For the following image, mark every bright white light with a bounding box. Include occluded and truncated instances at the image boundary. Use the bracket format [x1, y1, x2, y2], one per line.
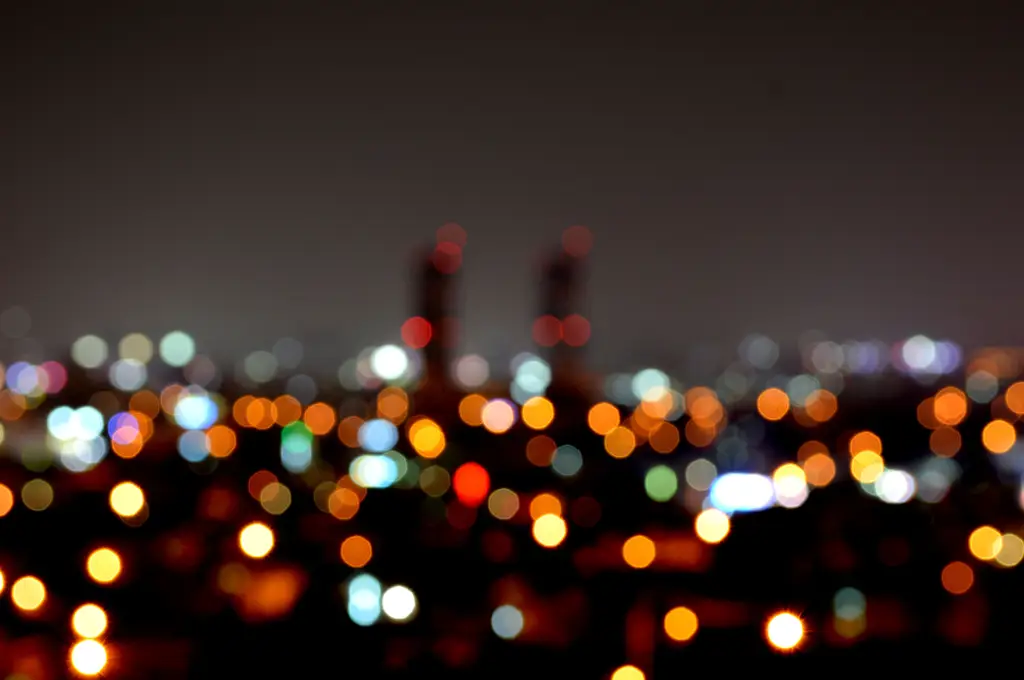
[109, 359, 147, 391]
[491, 604, 524, 639]
[174, 394, 218, 430]
[709, 473, 775, 513]
[631, 368, 670, 402]
[70, 639, 108, 675]
[370, 345, 409, 381]
[159, 331, 196, 367]
[350, 454, 399, 489]
[875, 469, 915, 504]
[901, 335, 936, 372]
[47, 406, 77, 441]
[512, 356, 551, 397]
[73, 407, 105, 440]
[381, 585, 418, 621]
[772, 465, 809, 509]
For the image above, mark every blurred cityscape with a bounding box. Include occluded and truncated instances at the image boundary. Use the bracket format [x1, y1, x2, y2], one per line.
[2, 224, 1024, 677]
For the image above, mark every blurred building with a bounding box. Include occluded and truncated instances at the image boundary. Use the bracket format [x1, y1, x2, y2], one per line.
[412, 242, 462, 418]
[535, 246, 593, 408]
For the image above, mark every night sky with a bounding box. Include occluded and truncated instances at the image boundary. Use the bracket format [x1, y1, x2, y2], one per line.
[2, 2, 1022, 374]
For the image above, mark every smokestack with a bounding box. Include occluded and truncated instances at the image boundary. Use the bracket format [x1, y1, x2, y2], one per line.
[534, 226, 593, 394]
[412, 224, 466, 391]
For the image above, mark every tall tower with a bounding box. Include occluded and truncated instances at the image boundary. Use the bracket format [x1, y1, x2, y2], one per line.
[415, 243, 460, 390]
[534, 226, 593, 399]
[409, 223, 466, 399]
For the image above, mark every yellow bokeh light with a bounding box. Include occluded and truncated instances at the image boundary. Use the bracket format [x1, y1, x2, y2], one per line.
[773, 463, 806, 488]
[756, 388, 790, 421]
[0, 568, 5, 595]
[72, 603, 108, 639]
[481, 399, 517, 434]
[86, 548, 122, 584]
[766, 611, 804, 651]
[995, 533, 1024, 568]
[604, 426, 636, 459]
[239, 522, 275, 559]
[587, 402, 621, 435]
[622, 535, 657, 569]
[664, 606, 699, 642]
[982, 419, 1016, 454]
[850, 450, 884, 483]
[968, 525, 1003, 561]
[610, 665, 645, 680]
[532, 513, 567, 548]
[70, 639, 108, 676]
[694, 508, 730, 544]
[521, 396, 555, 430]
[409, 418, 446, 459]
[109, 482, 145, 518]
[12, 575, 46, 611]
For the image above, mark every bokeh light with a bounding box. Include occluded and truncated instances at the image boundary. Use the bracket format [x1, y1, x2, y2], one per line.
[664, 606, 699, 642]
[12, 575, 46, 611]
[239, 522, 275, 558]
[109, 482, 145, 518]
[72, 603, 109, 638]
[694, 509, 730, 544]
[765, 611, 804, 651]
[622, 535, 656, 569]
[86, 548, 122, 584]
[69, 639, 108, 676]
[532, 513, 567, 548]
[610, 666, 645, 680]
[968, 525, 1003, 560]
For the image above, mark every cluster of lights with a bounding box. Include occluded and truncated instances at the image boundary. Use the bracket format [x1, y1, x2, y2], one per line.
[6, 294, 1024, 674]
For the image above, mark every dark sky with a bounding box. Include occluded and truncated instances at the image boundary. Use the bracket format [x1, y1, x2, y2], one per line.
[2, 2, 1022, 373]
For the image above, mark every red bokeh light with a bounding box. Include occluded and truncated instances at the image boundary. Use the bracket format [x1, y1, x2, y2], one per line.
[432, 242, 463, 274]
[436, 222, 468, 248]
[453, 462, 490, 507]
[561, 225, 593, 258]
[532, 315, 563, 347]
[562, 314, 591, 347]
[401, 317, 433, 349]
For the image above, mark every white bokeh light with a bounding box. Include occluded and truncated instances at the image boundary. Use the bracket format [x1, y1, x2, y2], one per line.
[381, 585, 418, 622]
[370, 345, 409, 381]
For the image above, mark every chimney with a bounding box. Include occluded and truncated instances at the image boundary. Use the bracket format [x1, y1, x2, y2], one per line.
[413, 224, 466, 391]
[534, 226, 593, 394]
